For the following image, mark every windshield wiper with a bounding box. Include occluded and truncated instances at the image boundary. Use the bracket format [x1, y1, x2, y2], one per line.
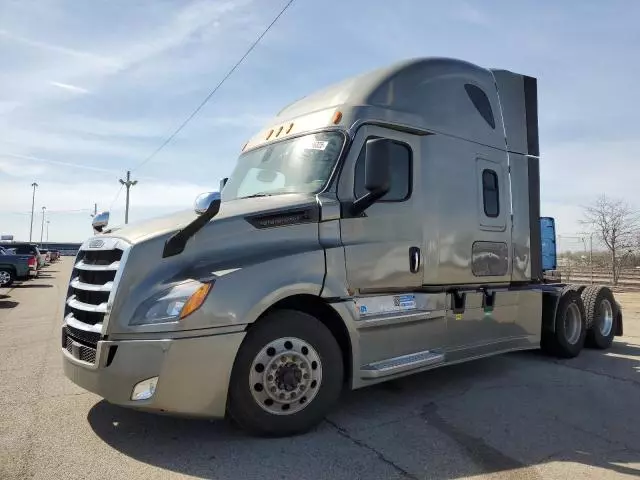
[241, 192, 276, 199]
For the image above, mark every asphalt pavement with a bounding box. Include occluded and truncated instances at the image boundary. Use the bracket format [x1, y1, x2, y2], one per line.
[1, 258, 639, 480]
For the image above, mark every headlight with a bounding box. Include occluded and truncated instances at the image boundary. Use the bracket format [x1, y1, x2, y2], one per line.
[131, 280, 213, 326]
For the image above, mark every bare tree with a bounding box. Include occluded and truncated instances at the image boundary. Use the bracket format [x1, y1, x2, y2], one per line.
[581, 195, 639, 285]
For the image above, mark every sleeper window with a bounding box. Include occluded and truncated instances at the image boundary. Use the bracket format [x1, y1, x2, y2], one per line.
[482, 169, 500, 217]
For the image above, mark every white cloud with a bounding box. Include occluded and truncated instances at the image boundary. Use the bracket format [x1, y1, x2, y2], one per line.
[0, 158, 48, 177]
[453, 2, 492, 26]
[1, 153, 120, 175]
[0, 177, 209, 214]
[0, 28, 121, 69]
[116, 0, 251, 70]
[49, 81, 89, 94]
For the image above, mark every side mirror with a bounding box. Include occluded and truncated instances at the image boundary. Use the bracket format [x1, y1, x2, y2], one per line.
[194, 191, 221, 215]
[219, 177, 228, 192]
[351, 138, 392, 215]
[92, 211, 109, 233]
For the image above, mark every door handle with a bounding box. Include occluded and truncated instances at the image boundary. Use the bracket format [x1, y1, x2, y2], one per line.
[409, 246, 420, 273]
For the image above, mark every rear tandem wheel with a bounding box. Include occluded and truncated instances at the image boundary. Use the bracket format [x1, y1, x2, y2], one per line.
[581, 285, 617, 350]
[542, 287, 587, 359]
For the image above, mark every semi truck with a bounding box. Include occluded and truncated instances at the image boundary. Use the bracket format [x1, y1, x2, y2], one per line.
[62, 57, 623, 437]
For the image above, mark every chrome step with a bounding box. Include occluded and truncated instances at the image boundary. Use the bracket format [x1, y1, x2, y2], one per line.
[360, 350, 445, 379]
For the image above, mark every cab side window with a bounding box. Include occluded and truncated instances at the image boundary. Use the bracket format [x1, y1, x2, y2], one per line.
[354, 139, 412, 201]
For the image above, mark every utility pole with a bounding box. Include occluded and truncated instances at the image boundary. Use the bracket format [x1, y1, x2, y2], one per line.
[29, 182, 38, 242]
[40, 206, 46, 246]
[119, 170, 137, 224]
[46, 220, 50, 242]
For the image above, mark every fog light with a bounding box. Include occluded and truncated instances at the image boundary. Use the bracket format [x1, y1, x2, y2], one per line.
[131, 377, 158, 401]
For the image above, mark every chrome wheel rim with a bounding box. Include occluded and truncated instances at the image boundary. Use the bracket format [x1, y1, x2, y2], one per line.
[249, 337, 322, 415]
[599, 299, 614, 337]
[564, 303, 582, 345]
[0, 271, 10, 286]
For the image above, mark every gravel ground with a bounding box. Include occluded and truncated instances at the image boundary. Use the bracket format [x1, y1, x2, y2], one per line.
[1, 258, 639, 480]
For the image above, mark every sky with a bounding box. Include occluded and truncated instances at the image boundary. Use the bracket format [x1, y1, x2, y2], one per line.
[0, 0, 639, 247]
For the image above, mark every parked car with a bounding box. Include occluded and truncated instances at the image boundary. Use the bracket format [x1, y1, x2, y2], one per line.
[39, 249, 51, 265]
[0, 247, 38, 287]
[0, 242, 44, 269]
[49, 250, 60, 262]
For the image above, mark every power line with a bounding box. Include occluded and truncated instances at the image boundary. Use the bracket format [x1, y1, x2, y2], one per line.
[4, 208, 92, 215]
[132, 0, 296, 173]
[109, 184, 124, 210]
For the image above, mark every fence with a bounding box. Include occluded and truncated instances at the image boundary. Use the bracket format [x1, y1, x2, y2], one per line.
[558, 266, 640, 291]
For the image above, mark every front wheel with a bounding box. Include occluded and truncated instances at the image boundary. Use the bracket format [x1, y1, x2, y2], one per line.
[227, 309, 344, 437]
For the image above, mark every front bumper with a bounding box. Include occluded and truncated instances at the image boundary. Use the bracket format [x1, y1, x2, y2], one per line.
[62, 331, 245, 418]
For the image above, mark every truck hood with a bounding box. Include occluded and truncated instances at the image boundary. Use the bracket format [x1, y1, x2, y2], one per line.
[106, 193, 317, 245]
[99, 192, 325, 333]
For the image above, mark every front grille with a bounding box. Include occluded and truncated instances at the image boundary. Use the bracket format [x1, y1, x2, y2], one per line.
[69, 309, 104, 326]
[77, 269, 115, 285]
[64, 325, 100, 348]
[64, 239, 127, 339]
[63, 331, 97, 364]
[74, 289, 110, 305]
[77, 249, 123, 266]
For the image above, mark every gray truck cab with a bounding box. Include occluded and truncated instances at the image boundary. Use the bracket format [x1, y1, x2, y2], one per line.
[62, 57, 622, 436]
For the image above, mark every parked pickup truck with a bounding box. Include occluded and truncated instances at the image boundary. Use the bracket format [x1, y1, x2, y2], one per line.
[0, 242, 44, 270]
[0, 246, 38, 287]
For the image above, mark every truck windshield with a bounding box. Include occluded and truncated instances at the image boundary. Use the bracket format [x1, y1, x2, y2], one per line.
[222, 131, 345, 201]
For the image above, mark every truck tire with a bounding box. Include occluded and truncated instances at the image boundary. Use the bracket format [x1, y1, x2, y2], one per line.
[566, 284, 586, 295]
[227, 309, 344, 437]
[581, 286, 616, 349]
[0, 268, 15, 287]
[544, 288, 586, 358]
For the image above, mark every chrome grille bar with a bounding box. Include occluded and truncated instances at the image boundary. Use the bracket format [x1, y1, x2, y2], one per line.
[65, 313, 103, 333]
[74, 260, 120, 271]
[70, 277, 114, 292]
[67, 296, 108, 313]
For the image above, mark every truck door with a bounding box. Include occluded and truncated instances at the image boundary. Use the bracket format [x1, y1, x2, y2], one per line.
[337, 126, 448, 370]
[337, 125, 423, 294]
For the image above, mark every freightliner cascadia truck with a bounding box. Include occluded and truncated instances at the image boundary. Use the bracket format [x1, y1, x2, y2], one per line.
[62, 57, 624, 437]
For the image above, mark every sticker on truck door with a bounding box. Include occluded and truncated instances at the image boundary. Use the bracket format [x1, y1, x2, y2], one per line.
[355, 294, 417, 318]
[393, 294, 416, 310]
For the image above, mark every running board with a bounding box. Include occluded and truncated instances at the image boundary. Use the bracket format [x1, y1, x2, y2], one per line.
[359, 350, 445, 379]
